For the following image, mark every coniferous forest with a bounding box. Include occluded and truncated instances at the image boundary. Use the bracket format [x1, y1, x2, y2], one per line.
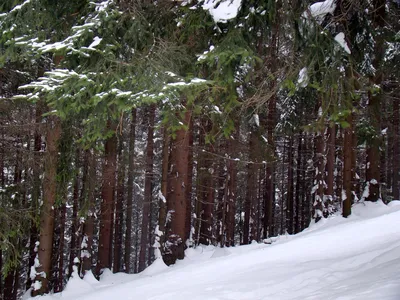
[0, 0, 399, 298]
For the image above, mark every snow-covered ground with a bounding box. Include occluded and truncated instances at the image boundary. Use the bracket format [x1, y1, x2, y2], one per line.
[27, 201, 400, 300]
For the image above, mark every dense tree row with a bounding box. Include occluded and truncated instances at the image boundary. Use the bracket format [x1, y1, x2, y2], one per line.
[0, 0, 399, 298]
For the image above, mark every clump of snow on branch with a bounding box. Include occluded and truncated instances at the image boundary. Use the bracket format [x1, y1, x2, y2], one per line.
[201, 0, 242, 23]
[334, 32, 351, 54]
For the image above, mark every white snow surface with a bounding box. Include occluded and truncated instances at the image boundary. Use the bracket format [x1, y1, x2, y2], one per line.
[29, 201, 400, 300]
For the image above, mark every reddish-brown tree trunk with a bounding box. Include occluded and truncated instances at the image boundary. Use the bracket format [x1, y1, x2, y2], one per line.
[96, 121, 117, 275]
[163, 108, 191, 265]
[32, 116, 61, 296]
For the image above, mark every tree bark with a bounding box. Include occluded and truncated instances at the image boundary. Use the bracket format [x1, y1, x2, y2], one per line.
[32, 116, 61, 296]
[325, 125, 335, 216]
[81, 150, 96, 275]
[124, 109, 136, 273]
[163, 108, 191, 265]
[139, 105, 155, 272]
[286, 135, 294, 234]
[96, 121, 117, 275]
[113, 132, 125, 273]
[343, 115, 353, 217]
[393, 97, 399, 199]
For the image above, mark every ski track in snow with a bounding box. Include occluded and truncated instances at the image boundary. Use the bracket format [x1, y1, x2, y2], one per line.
[28, 201, 400, 300]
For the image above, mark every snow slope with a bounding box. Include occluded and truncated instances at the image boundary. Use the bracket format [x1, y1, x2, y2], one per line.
[28, 201, 400, 300]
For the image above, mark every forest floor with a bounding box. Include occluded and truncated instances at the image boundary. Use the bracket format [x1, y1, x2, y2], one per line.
[26, 201, 400, 300]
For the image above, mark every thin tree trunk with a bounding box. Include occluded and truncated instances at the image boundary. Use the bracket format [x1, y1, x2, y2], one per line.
[343, 115, 353, 217]
[294, 133, 303, 234]
[124, 109, 136, 273]
[139, 105, 155, 272]
[81, 150, 96, 275]
[68, 149, 80, 277]
[393, 97, 399, 199]
[113, 133, 125, 273]
[156, 127, 170, 258]
[27, 102, 43, 290]
[325, 126, 335, 216]
[286, 135, 294, 234]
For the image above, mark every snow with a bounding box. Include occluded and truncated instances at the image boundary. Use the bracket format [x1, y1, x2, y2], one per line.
[306, 0, 336, 19]
[88, 36, 102, 49]
[297, 67, 308, 88]
[27, 201, 400, 299]
[334, 32, 351, 54]
[202, 0, 242, 23]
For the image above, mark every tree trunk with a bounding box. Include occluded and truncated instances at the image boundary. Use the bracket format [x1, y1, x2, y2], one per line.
[124, 109, 136, 273]
[163, 108, 191, 265]
[113, 133, 125, 273]
[68, 149, 80, 277]
[393, 97, 399, 199]
[27, 102, 43, 290]
[32, 116, 61, 296]
[325, 125, 335, 216]
[294, 133, 303, 234]
[81, 150, 96, 275]
[286, 135, 294, 234]
[96, 121, 117, 275]
[139, 105, 155, 272]
[225, 130, 238, 246]
[343, 115, 353, 217]
[155, 126, 170, 258]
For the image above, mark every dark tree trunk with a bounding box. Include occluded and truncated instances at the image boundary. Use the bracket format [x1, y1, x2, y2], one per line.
[27, 102, 43, 290]
[365, 0, 385, 202]
[225, 131, 238, 246]
[294, 133, 303, 234]
[185, 116, 194, 244]
[393, 98, 399, 199]
[198, 120, 215, 246]
[113, 133, 125, 273]
[343, 115, 353, 217]
[156, 127, 170, 258]
[81, 150, 96, 275]
[68, 149, 80, 277]
[139, 105, 155, 272]
[96, 121, 117, 275]
[325, 125, 335, 216]
[286, 135, 294, 234]
[313, 124, 325, 223]
[125, 109, 136, 273]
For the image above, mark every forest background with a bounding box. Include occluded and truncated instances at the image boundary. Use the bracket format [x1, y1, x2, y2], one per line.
[0, 0, 399, 299]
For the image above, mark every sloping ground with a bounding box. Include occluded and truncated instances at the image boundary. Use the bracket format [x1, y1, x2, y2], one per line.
[28, 201, 400, 300]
